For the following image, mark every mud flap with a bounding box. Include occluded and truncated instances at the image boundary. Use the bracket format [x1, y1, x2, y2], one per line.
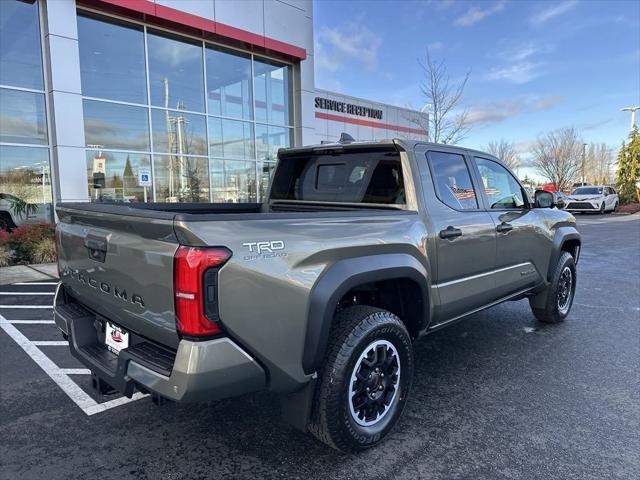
[280, 377, 317, 432]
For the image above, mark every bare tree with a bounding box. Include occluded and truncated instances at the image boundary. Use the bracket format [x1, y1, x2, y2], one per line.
[531, 127, 583, 191]
[411, 50, 471, 144]
[584, 143, 613, 184]
[485, 140, 520, 170]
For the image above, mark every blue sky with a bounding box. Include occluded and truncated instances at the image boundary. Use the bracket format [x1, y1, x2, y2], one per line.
[313, 0, 640, 176]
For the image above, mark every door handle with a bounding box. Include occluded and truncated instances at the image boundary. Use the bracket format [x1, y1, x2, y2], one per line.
[496, 222, 513, 233]
[439, 226, 463, 239]
[84, 234, 108, 263]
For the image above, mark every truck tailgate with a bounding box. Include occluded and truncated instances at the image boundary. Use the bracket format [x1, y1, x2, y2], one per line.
[56, 204, 180, 348]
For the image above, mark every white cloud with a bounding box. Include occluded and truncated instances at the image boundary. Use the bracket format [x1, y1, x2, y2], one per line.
[529, 0, 578, 25]
[484, 61, 546, 84]
[315, 23, 382, 72]
[454, 0, 506, 27]
[428, 41, 444, 51]
[499, 41, 555, 62]
[466, 95, 562, 126]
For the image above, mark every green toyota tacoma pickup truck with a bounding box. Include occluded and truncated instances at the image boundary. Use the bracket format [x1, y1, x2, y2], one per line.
[54, 138, 580, 452]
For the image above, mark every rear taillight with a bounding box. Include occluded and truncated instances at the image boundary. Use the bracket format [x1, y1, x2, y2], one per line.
[173, 246, 231, 337]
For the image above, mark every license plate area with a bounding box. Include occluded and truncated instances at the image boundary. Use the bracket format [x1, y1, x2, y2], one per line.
[104, 321, 129, 355]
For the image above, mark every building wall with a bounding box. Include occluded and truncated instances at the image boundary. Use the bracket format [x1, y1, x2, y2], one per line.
[312, 89, 428, 144]
[0, 0, 427, 227]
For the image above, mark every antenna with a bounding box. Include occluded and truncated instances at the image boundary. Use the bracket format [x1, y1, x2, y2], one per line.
[338, 132, 356, 144]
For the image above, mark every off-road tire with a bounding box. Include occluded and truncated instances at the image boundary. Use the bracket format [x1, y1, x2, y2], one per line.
[530, 251, 576, 323]
[308, 306, 414, 452]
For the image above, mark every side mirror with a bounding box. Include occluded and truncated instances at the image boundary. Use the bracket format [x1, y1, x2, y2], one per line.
[556, 197, 565, 209]
[534, 190, 556, 208]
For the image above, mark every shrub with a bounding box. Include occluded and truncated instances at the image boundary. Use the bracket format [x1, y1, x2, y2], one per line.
[31, 238, 57, 264]
[6, 222, 55, 263]
[0, 229, 9, 247]
[0, 247, 11, 267]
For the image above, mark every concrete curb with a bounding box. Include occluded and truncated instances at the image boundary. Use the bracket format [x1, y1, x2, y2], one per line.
[0, 263, 58, 285]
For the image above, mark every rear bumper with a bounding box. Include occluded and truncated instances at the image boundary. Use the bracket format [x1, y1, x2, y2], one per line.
[54, 292, 266, 403]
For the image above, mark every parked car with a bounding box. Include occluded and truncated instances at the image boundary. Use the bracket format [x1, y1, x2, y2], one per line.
[564, 185, 619, 214]
[53, 138, 581, 452]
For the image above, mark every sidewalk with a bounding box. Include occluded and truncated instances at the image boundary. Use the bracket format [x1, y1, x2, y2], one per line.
[0, 263, 58, 285]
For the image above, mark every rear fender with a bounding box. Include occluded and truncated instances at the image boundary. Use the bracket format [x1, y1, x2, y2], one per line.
[302, 253, 430, 375]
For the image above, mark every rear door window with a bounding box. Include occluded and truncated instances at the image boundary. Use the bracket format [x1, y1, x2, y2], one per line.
[426, 151, 478, 210]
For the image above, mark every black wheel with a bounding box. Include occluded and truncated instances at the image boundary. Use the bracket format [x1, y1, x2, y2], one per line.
[599, 202, 605, 214]
[530, 251, 576, 323]
[613, 202, 618, 212]
[308, 306, 414, 452]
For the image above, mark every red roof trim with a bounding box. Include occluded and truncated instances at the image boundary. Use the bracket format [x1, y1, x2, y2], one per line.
[79, 0, 306, 61]
[315, 112, 428, 136]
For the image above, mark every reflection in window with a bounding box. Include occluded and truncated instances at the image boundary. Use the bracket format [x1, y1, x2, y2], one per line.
[85, 150, 151, 202]
[428, 151, 478, 210]
[206, 47, 253, 120]
[83, 100, 150, 151]
[151, 109, 206, 156]
[78, 15, 146, 104]
[255, 124, 291, 161]
[210, 159, 257, 203]
[0, 146, 52, 223]
[0, 89, 47, 145]
[259, 161, 276, 200]
[148, 32, 204, 112]
[475, 157, 525, 209]
[154, 155, 209, 202]
[254, 59, 290, 126]
[208, 118, 254, 159]
[0, 0, 43, 90]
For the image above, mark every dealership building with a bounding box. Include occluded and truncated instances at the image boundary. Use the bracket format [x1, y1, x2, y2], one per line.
[0, 0, 427, 224]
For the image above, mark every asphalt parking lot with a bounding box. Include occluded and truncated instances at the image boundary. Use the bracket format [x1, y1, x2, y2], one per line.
[1, 214, 638, 480]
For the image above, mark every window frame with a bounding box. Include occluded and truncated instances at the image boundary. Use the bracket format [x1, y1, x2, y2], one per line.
[425, 148, 482, 212]
[470, 156, 531, 211]
[76, 6, 296, 204]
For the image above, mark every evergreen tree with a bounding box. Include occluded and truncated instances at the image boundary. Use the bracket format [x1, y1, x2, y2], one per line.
[616, 127, 640, 204]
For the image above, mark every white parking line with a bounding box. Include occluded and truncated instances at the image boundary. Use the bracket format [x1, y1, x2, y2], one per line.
[8, 320, 55, 324]
[0, 314, 147, 415]
[32, 340, 68, 346]
[0, 292, 55, 296]
[12, 282, 58, 286]
[0, 305, 53, 309]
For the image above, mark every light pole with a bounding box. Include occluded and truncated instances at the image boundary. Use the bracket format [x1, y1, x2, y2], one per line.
[621, 106, 640, 131]
[581, 143, 587, 184]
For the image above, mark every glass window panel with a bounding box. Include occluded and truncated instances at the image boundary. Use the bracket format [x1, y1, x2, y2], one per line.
[475, 157, 525, 209]
[148, 32, 204, 112]
[206, 47, 253, 120]
[151, 109, 206, 156]
[85, 150, 151, 203]
[0, 0, 43, 90]
[153, 155, 209, 202]
[253, 59, 290, 125]
[255, 124, 290, 161]
[77, 15, 146, 104]
[0, 89, 47, 145]
[208, 118, 254, 159]
[259, 161, 276, 201]
[83, 100, 149, 151]
[427, 151, 478, 210]
[0, 146, 53, 224]
[210, 159, 257, 203]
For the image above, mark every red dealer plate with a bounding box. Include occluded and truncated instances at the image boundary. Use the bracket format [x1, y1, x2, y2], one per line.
[105, 321, 129, 355]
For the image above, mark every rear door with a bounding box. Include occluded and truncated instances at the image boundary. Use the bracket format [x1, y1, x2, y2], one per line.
[417, 147, 497, 323]
[56, 205, 180, 348]
[470, 156, 545, 297]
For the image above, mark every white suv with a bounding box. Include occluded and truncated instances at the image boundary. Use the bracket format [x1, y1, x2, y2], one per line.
[564, 185, 619, 214]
